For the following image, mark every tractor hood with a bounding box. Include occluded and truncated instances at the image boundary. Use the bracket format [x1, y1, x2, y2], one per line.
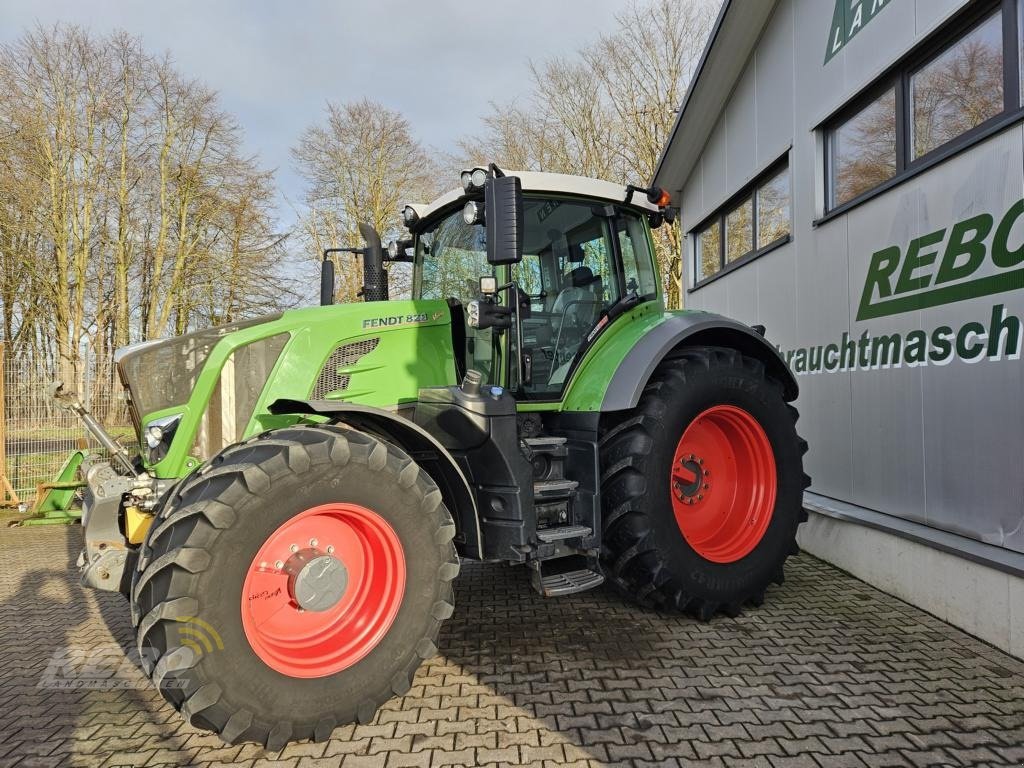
[116, 300, 457, 477]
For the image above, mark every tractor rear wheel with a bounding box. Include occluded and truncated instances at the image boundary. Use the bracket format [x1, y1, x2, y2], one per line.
[599, 346, 809, 619]
[131, 425, 458, 749]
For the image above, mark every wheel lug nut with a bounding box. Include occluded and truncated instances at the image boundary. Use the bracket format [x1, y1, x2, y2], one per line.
[290, 544, 298, 553]
[310, 538, 318, 548]
[698, 495, 704, 500]
[327, 545, 334, 554]
[274, 560, 284, 569]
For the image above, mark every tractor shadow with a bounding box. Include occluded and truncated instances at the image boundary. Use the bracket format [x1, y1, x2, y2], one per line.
[0, 525, 225, 767]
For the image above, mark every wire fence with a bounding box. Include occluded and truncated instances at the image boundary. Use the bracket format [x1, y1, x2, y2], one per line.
[1, 343, 132, 509]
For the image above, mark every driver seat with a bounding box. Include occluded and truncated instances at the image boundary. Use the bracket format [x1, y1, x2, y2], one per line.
[552, 266, 600, 315]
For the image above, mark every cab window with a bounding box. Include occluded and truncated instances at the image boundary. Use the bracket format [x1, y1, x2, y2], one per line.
[512, 198, 626, 398]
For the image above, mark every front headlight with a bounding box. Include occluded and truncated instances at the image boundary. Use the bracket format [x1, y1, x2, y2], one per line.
[463, 200, 483, 225]
[144, 414, 182, 463]
[467, 300, 481, 329]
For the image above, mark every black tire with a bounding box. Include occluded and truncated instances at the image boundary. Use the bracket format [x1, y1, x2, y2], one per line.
[599, 345, 809, 619]
[131, 424, 458, 749]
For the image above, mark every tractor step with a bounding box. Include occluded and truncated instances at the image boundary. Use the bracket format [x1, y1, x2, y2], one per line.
[533, 478, 578, 500]
[524, 435, 568, 455]
[536, 525, 592, 542]
[529, 556, 604, 597]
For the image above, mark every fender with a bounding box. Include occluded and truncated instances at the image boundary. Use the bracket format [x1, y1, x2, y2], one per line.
[268, 398, 483, 559]
[601, 312, 798, 411]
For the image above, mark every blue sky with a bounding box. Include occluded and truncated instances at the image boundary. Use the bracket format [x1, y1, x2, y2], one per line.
[1, 0, 629, 223]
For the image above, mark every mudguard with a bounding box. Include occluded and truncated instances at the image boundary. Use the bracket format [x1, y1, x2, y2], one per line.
[268, 398, 483, 559]
[600, 311, 798, 411]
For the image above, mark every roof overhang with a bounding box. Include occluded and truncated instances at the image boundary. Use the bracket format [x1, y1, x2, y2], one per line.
[651, 0, 780, 191]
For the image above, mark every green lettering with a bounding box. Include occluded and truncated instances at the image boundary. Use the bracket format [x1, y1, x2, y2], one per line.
[929, 326, 953, 364]
[904, 330, 927, 365]
[895, 229, 945, 294]
[992, 198, 1024, 268]
[824, 344, 840, 371]
[858, 331, 872, 368]
[870, 333, 902, 368]
[858, 246, 901, 319]
[794, 348, 807, 373]
[935, 213, 992, 284]
[956, 321, 986, 361]
[987, 304, 1022, 360]
[808, 346, 823, 372]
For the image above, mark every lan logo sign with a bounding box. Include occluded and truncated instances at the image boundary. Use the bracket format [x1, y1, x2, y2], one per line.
[825, 0, 891, 63]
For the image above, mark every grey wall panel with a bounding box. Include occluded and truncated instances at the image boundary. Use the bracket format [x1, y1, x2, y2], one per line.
[914, 128, 1024, 551]
[845, 183, 928, 524]
[915, 0, 969, 35]
[724, 258, 759, 323]
[754, 0, 795, 167]
[754, 244, 798, 346]
[726, 60, 758, 194]
[681, 166, 703, 237]
[701, 113, 729, 216]
[841, 0, 916, 97]
[793, 0, 841, 124]
[689, 273, 726, 313]
[792, 215, 854, 502]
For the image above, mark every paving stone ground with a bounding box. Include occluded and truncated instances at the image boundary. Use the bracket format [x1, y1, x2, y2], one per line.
[0, 524, 1022, 768]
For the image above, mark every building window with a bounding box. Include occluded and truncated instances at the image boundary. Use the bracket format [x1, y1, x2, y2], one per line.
[725, 198, 753, 263]
[691, 156, 790, 286]
[823, 2, 1019, 215]
[696, 220, 721, 282]
[828, 88, 897, 209]
[911, 11, 1003, 160]
[757, 165, 791, 248]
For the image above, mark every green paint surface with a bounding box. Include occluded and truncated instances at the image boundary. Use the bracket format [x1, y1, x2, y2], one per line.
[143, 300, 457, 478]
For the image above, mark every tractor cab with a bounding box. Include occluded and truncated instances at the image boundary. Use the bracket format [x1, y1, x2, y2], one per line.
[407, 168, 667, 401]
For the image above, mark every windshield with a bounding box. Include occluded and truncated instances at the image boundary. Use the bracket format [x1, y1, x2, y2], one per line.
[414, 212, 490, 306]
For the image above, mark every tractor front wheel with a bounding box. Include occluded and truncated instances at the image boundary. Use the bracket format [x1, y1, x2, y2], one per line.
[599, 346, 809, 619]
[130, 425, 458, 749]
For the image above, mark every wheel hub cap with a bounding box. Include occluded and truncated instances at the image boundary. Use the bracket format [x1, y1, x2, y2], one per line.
[284, 550, 349, 612]
[241, 503, 406, 678]
[670, 405, 777, 563]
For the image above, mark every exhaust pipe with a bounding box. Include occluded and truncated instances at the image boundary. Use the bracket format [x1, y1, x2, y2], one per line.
[357, 223, 388, 302]
[319, 223, 389, 305]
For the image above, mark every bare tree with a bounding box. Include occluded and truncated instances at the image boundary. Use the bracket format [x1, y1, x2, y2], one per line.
[0, 23, 297, 394]
[292, 99, 443, 301]
[461, 0, 717, 307]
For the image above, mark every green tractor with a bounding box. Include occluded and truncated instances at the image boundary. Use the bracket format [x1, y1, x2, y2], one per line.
[69, 165, 808, 749]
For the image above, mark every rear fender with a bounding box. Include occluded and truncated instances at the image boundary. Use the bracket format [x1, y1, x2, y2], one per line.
[601, 312, 798, 411]
[268, 399, 482, 559]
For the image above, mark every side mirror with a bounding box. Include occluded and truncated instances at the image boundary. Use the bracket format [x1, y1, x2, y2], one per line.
[485, 174, 523, 265]
[319, 255, 335, 306]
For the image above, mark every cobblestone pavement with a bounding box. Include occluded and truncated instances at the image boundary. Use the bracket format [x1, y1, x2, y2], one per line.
[1, 525, 1022, 768]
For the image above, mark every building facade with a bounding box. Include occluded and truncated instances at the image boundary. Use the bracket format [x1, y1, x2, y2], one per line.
[654, 0, 1023, 656]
